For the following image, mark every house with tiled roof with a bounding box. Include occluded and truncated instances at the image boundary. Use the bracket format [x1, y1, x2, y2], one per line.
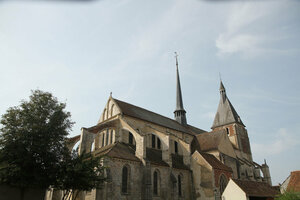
[47, 56, 273, 200]
[280, 171, 300, 193]
[222, 179, 279, 200]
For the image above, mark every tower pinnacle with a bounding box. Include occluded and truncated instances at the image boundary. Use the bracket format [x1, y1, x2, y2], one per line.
[212, 80, 245, 129]
[220, 81, 226, 102]
[174, 52, 187, 125]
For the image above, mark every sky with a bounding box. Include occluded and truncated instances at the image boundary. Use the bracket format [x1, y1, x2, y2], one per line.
[0, 0, 300, 185]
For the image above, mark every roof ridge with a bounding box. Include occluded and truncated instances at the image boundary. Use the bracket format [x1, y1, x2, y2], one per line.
[113, 98, 181, 124]
[113, 98, 202, 136]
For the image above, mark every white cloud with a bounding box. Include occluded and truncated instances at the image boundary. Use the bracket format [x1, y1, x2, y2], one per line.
[252, 128, 300, 156]
[215, 1, 287, 58]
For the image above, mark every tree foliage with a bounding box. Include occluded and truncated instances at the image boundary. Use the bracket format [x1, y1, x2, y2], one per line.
[0, 90, 105, 199]
[56, 151, 105, 200]
[276, 191, 300, 200]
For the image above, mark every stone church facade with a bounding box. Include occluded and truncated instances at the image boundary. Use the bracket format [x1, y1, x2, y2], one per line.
[50, 58, 272, 200]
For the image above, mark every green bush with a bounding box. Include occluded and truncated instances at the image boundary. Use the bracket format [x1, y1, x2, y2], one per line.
[276, 191, 300, 200]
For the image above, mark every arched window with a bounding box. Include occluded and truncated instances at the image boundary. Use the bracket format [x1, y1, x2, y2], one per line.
[157, 138, 161, 149]
[110, 104, 115, 117]
[178, 174, 182, 196]
[90, 141, 95, 152]
[110, 129, 113, 144]
[102, 133, 105, 147]
[153, 170, 160, 196]
[129, 132, 133, 145]
[150, 134, 161, 150]
[174, 141, 178, 154]
[122, 166, 129, 194]
[106, 129, 109, 145]
[219, 174, 228, 195]
[152, 134, 155, 148]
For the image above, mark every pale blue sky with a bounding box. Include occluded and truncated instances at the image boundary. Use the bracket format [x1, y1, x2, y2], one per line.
[0, 0, 300, 185]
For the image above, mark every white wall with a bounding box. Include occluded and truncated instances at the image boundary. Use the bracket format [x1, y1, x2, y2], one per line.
[222, 179, 247, 200]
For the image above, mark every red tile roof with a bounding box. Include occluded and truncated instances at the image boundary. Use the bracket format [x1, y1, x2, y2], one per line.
[287, 171, 300, 192]
[233, 179, 279, 197]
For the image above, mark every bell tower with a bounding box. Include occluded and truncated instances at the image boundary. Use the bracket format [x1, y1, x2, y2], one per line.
[212, 81, 252, 159]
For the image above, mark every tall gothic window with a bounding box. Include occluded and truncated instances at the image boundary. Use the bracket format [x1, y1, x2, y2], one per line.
[153, 171, 158, 195]
[178, 174, 182, 196]
[102, 133, 105, 147]
[174, 141, 178, 154]
[106, 129, 109, 145]
[219, 174, 228, 195]
[152, 134, 155, 148]
[157, 138, 161, 149]
[122, 166, 129, 193]
[129, 132, 133, 145]
[110, 130, 113, 144]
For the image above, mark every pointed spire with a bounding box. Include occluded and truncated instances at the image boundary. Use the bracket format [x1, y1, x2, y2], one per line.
[212, 80, 245, 129]
[174, 52, 187, 125]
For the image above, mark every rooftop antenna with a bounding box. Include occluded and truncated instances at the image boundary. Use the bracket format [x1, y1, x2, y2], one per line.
[219, 72, 222, 82]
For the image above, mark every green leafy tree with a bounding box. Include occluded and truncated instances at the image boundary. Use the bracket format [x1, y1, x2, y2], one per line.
[0, 90, 105, 200]
[276, 191, 300, 200]
[56, 151, 105, 200]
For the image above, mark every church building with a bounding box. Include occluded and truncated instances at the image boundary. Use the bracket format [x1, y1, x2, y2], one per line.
[62, 56, 272, 200]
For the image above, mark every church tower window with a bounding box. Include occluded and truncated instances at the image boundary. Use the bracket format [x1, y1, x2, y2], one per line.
[226, 128, 229, 135]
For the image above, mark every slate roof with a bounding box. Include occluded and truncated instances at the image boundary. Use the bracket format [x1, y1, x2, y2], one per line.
[194, 129, 227, 152]
[94, 142, 141, 162]
[212, 82, 245, 129]
[113, 98, 205, 136]
[287, 171, 300, 192]
[200, 152, 232, 172]
[232, 179, 279, 197]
